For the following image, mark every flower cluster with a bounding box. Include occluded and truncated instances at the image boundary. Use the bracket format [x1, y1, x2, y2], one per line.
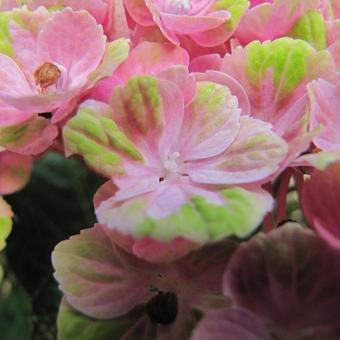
[0, 0, 339, 339]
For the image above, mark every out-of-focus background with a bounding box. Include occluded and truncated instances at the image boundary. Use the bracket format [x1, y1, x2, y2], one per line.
[0, 152, 104, 340]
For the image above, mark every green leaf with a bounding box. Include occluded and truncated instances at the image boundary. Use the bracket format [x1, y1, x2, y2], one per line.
[5, 152, 104, 339]
[0, 276, 33, 340]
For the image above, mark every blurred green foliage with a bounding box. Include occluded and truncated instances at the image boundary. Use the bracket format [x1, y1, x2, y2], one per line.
[0, 152, 105, 340]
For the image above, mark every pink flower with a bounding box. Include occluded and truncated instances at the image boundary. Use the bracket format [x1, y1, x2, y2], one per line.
[53, 224, 236, 338]
[191, 38, 337, 174]
[0, 7, 129, 154]
[124, 0, 249, 46]
[15, 0, 130, 40]
[193, 223, 340, 339]
[64, 68, 287, 262]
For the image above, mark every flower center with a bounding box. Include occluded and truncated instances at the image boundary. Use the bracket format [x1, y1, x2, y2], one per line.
[34, 62, 61, 93]
[164, 0, 191, 14]
[163, 152, 182, 178]
[146, 291, 178, 324]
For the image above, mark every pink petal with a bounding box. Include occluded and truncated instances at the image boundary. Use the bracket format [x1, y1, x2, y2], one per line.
[189, 54, 222, 72]
[9, 7, 50, 82]
[124, 0, 154, 26]
[302, 161, 340, 251]
[235, 0, 320, 44]
[0, 53, 33, 98]
[188, 116, 288, 185]
[195, 70, 251, 115]
[0, 100, 33, 127]
[160, 11, 230, 35]
[224, 223, 340, 336]
[37, 9, 106, 87]
[104, 227, 201, 263]
[192, 308, 271, 340]
[108, 0, 130, 40]
[249, 0, 273, 8]
[115, 42, 189, 83]
[177, 81, 241, 161]
[112, 76, 184, 162]
[0, 0, 18, 10]
[94, 181, 201, 263]
[90, 41, 188, 104]
[157, 66, 196, 105]
[308, 78, 340, 151]
[0, 116, 58, 155]
[329, 40, 340, 69]
[145, 0, 180, 44]
[52, 224, 158, 319]
[0, 151, 32, 195]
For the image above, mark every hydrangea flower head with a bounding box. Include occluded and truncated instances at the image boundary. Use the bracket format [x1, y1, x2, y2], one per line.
[64, 68, 288, 261]
[8, 0, 130, 40]
[193, 223, 340, 339]
[235, 0, 322, 44]
[124, 0, 249, 46]
[53, 224, 236, 338]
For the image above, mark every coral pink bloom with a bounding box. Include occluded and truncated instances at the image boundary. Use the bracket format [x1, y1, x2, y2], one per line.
[0, 150, 32, 195]
[193, 224, 340, 339]
[302, 161, 340, 250]
[64, 69, 287, 262]
[19, 0, 130, 40]
[0, 7, 129, 154]
[124, 0, 249, 46]
[53, 224, 235, 338]
[2, 8, 104, 117]
[235, 0, 321, 44]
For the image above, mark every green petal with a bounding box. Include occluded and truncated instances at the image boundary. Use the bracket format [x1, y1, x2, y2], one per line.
[212, 0, 249, 33]
[0, 12, 14, 57]
[88, 39, 130, 85]
[135, 188, 272, 242]
[288, 11, 327, 50]
[57, 300, 153, 340]
[112, 76, 162, 135]
[246, 38, 333, 98]
[294, 151, 340, 170]
[63, 101, 143, 177]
